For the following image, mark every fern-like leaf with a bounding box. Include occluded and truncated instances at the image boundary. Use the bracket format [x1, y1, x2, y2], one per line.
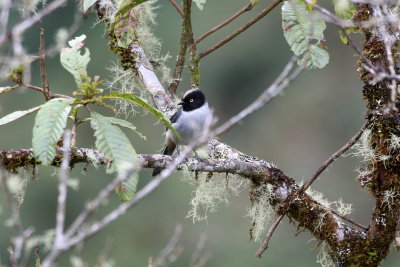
[90, 112, 139, 201]
[32, 98, 74, 165]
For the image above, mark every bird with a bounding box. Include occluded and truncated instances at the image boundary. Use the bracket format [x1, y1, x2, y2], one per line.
[152, 89, 212, 176]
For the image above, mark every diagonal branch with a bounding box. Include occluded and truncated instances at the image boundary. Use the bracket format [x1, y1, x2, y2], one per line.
[299, 122, 369, 195]
[199, 0, 283, 58]
[10, 0, 68, 55]
[255, 214, 284, 257]
[168, 0, 184, 18]
[255, 121, 369, 257]
[196, 3, 253, 44]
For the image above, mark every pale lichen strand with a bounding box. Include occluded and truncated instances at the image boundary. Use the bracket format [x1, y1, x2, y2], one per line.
[316, 242, 335, 267]
[186, 172, 249, 223]
[247, 183, 275, 241]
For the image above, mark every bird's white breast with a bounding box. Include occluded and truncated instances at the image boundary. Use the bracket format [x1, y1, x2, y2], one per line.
[168, 103, 211, 145]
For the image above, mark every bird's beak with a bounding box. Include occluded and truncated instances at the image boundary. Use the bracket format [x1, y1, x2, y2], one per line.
[178, 101, 184, 105]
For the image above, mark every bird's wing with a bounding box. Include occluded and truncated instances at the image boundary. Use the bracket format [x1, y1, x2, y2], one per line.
[170, 107, 182, 124]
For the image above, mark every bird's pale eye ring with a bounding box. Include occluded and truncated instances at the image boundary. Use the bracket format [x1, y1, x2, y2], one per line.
[190, 99, 194, 102]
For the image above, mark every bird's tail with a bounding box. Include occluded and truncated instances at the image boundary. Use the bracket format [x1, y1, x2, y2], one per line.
[152, 142, 176, 176]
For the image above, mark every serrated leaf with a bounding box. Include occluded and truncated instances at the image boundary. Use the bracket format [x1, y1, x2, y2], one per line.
[100, 92, 180, 138]
[194, 0, 206, 10]
[106, 117, 146, 140]
[83, 0, 98, 13]
[32, 98, 74, 165]
[282, 0, 329, 69]
[90, 112, 139, 201]
[0, 106, 42, 126]
[60, 35, 90, 89]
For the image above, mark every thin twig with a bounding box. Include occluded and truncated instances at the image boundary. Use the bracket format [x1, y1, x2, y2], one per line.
[39, 28, 51, 101]
[184, 0, 200, 88]
[46, 11, 83, 57]
[320, 201, 368, 231]
[196, 3, 253, 44]
[167, 0, 191, 94]
[190, 233, 210, 267]
[0, 0, 11, 44]
[255, 122, 368, 257]
[43, 130, 72, 267]
[21, 83, 44, 93]
[298, 122, 369, 195]
[21, 83, 72, 99]
[302, 0, 378, 76]
[255, 214, 284, 258]
[10, 0, 68, 55]
[212, 56, 302, 136]
[152, 225, 184, 267]
[55, 131, 72, 244]
[168, 0, 184, 18]
[199, 0, 283, 58]
[64, 164, 141, 239]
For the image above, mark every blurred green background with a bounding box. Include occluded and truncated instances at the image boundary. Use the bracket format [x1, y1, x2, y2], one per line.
[1, 0, 399, 266]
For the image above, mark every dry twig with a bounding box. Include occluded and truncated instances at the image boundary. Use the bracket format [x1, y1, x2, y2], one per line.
[39, 28, 51, 101]
[199, 0, 283, 58]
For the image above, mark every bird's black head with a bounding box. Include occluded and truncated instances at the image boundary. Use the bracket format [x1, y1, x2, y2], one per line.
[178, 90, 206, 111]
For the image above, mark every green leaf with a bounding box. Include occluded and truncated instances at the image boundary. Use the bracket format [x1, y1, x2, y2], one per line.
[0, 106, 42, 126]
[60, 35, 90, 89]
[100, 92, 180, 138]
[194, 0, 207, 10]
[333, 0, 358, 44]
[90, 112, 139, 201]
[83, 0, 97, 12]
[32, 98, 74, 165]
[333, 0, 356, 20]
[106, 117, 146, 140]
[282, 0, 329, 69]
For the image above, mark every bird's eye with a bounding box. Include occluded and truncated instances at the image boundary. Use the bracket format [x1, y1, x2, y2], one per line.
[190, 99, 194, 102]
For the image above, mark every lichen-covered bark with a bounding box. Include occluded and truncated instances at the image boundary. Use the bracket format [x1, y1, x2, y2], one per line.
[353, 3, 400, 266]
